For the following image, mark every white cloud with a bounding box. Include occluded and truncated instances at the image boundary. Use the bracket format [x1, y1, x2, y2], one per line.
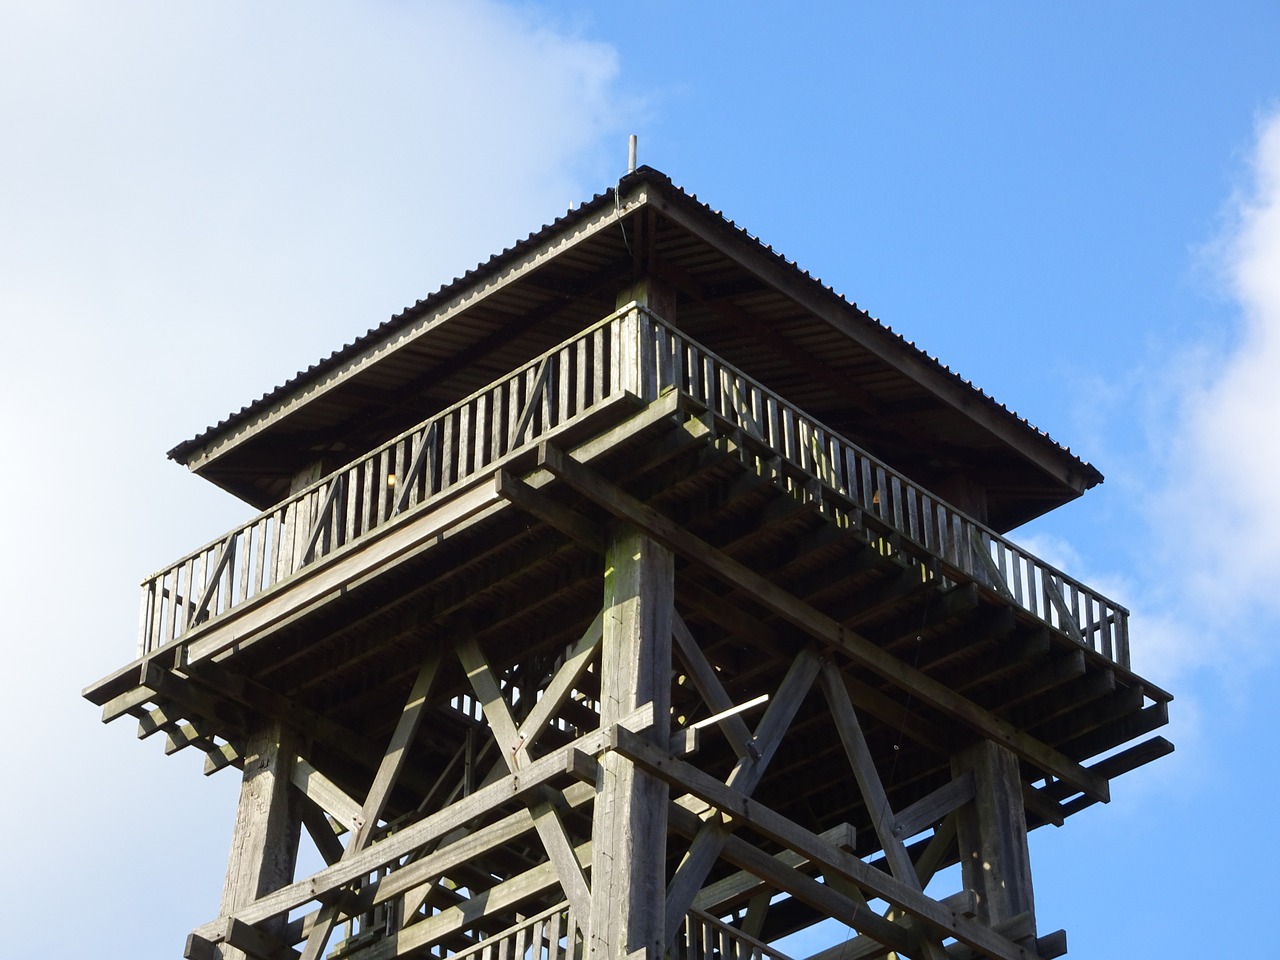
[0, 3, 625, 957]
[1088, 106, 1280, 689]
[1153, 109, 1280, 623]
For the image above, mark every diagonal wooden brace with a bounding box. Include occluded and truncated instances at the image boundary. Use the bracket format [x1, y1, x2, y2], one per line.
[538, 442, 1109, 804]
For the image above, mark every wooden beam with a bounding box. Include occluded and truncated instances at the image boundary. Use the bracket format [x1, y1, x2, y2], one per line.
[892, 774, 974, 841]
[820, 663, 917, 886]
[539, 444, 1109, 803]
[516, 611, 604, 753]
[691, 823, 857, 914]
[299, 651, 441, 959]
[672, 611, 756, 760]
[820, 663, 948, 960]
[951, 740, 1036, 936]
[457, 637, 592, 920]
[178, 659, 437, 799]
[666, 802, 916, 957]
[189, 728, 629, 945]
[496, 470, 606, 553]
[664, 648, 821, 942]
[588, 524, 674, 959]
[349, 839, 595, 960]
[218, 722, 303, 960]
[615, 728, 1037, 960]
[289, 758, 361, 830]
[802, 892, 979, 960]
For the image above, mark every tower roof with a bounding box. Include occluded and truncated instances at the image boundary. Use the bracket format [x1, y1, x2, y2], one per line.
[169, 166, 1101, 532]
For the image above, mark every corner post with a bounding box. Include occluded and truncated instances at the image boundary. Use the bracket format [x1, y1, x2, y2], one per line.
[218, 720, 302, 959]
[587, 524, 674, 960]
[617, 277, 676, 401]
[951, 739, 1036, 940]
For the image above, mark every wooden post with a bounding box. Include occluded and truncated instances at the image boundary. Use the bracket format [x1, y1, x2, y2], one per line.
[617, 276, 676, 400]
[277, 461, 324, 581]
[219, 721, 302, 959]
[616, 277, 676, 322]
[587, 524, 673, 960]
[951, 739, 1036, 940]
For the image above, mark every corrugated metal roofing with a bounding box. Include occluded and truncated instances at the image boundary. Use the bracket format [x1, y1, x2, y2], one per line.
[169, 167, 1096, 479]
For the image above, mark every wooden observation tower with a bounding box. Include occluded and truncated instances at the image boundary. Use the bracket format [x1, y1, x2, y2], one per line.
[86, 166, 1172, 960]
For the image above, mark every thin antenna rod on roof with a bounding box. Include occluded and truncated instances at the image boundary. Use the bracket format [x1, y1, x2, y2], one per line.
[628, 135, 637, 174]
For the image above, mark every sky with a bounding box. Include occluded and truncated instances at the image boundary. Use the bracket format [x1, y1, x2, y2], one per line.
[1, 2, 1277, 956]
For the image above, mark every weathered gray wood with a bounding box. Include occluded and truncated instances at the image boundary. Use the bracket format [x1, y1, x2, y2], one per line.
[204, 741, 242, 776]
[664, 648, 820, 943]
[220, 721, 303, 960]
[457, 637, 592, 919]
[496, 470, 605, 553]
[165, 393, 647, 671]
[299, 651, 441, 959]
[616, 728, 1036, 960]
[690, 823, 856, 914]
[820, 668, 948, 960]
[666, 801, 914, 957]
[951, 740, 1036, 936]
[192, 728, 629, 944]
[178, 193, 644, 476]
[819, 662, 917, 886]
[891, 773, 974, 841]
[540, 444, 1108, 804]
[298, 804, 344, 867]
[289, 758, 361, 830]
[300, 475, 346, 565]
[671, 611, 755, 760]
[517, 611, 604, 751]
[180, 659, 435, 799]
[587, 524, 674, 960]
[349, 839, 596, 960]
[801, 892, 977, 960]
[383, 781, 594, 918]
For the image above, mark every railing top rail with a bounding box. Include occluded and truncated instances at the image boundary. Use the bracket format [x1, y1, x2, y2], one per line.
[632, 304, 1130, 620]
[139, 301, 1129, 669]
[442, 901, 574, 960]
[686, 909, 798, 960]
[140, 308, 629, 587]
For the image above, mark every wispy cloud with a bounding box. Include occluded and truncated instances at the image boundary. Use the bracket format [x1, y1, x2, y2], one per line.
[1115, 107, 1280, 684]
[0, 3, 625, 956]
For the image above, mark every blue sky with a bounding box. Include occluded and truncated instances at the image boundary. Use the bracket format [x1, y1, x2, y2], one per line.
[2, 2, 1278, 956]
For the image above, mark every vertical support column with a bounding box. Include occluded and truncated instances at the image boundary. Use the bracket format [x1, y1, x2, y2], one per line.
[277, 460, 325, 580]
[220, 721, 302, 958]
[588, 524, 674, 960]
[951, 739, 1036, 940]
[617, 276, 677, 399]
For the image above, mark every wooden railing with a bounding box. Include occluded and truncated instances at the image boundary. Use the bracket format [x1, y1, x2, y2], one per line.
[336, 902, 785, 960]
[137, 311, 624, 655]
[635, 307, 1130, 667]
[674, 910, 796, 960]
[138, 303, 1128, 667]
[423, 902, 582, 960]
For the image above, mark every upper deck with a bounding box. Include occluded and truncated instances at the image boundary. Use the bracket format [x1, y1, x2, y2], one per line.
[135, 304, 1130, 669]
[93, 302, 1168, 805]
[87, 302, 1173, 954]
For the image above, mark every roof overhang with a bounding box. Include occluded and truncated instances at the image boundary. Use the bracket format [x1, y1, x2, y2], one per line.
[170, 167, 1100, 532]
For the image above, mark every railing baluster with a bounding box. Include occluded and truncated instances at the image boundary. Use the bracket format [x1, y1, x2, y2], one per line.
[138, 309, 1128, 667]
[137, 583, 154, 658]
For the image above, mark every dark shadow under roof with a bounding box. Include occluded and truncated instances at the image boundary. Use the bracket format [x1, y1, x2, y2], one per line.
[168, 166, 1101, 532]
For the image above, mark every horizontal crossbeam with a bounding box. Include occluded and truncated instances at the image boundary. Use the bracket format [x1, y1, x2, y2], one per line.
[539, 444, 1109, 804]
[609, 728, 1039, 960]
